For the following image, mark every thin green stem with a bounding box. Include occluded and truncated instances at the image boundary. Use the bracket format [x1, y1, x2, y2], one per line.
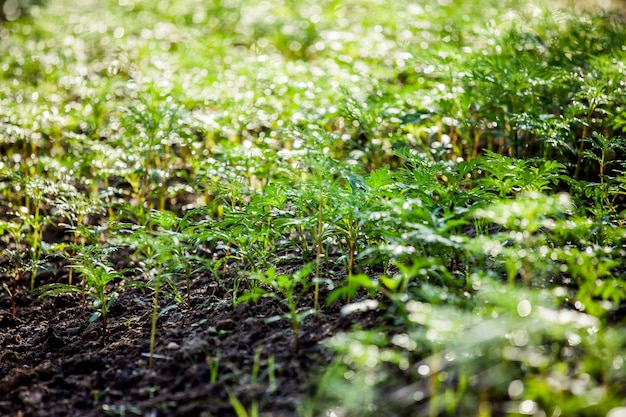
[314, 192, 324, 311]
[149, 279, 161, 369]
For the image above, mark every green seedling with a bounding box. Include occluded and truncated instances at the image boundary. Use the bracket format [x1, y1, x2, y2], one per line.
[39, 245, 123, 346]
[267, 354, 277, 393]
[313, 189, 325, 310]
[2, 281, 18, 317]
[237, 264, 317, 353]
[152, 209, 202, 309]
[113, 214, 204, 368]
[331, 167, 395, 282]
[0, 219, 27, 316]
[119, 97, 195, 218]
[0, 252, 42, 317]
[577, 132, 626, 215]
[227, 389, 259, 417]
[298, 135, 345, 309]
[207, 353, 221, 384]
[11, 176, 54, 289]
[250, 345, 262, 385]
[52, 189, 104, 285]
[572, 77, 610, 179]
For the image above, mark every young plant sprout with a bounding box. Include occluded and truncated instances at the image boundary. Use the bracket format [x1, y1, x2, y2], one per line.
[237, 264, 316, 353]
[39, 246, 123, 346]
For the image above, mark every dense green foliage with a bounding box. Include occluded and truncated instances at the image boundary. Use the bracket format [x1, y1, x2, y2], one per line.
[1, 0, 626, 415]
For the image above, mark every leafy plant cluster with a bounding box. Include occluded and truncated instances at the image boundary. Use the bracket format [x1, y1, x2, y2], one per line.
[1, 0, 626, 415]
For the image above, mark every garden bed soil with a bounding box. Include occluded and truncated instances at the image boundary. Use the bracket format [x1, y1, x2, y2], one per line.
[0, 261, 381, 417]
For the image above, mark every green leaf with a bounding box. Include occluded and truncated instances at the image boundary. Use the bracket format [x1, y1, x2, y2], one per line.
[380, 275, 402, 292]
[366, 165, 394, 190]
[37, 283, 83, 299]
[327, 274, 379, 305]
[89, 310, 101, 323]
[346, 173, 369, 194]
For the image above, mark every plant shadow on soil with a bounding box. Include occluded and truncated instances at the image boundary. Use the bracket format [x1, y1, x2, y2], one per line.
[0, 257, 386, 417]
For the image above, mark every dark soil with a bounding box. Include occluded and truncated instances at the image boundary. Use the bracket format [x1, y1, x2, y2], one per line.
[0, 257, 383, 417]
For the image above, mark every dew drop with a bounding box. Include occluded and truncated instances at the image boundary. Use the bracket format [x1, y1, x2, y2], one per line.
[508, 380, 524, 399]
[517, 299, 532, 317]
[417, 364, 430, 376]
[519, 400, 537, 415]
